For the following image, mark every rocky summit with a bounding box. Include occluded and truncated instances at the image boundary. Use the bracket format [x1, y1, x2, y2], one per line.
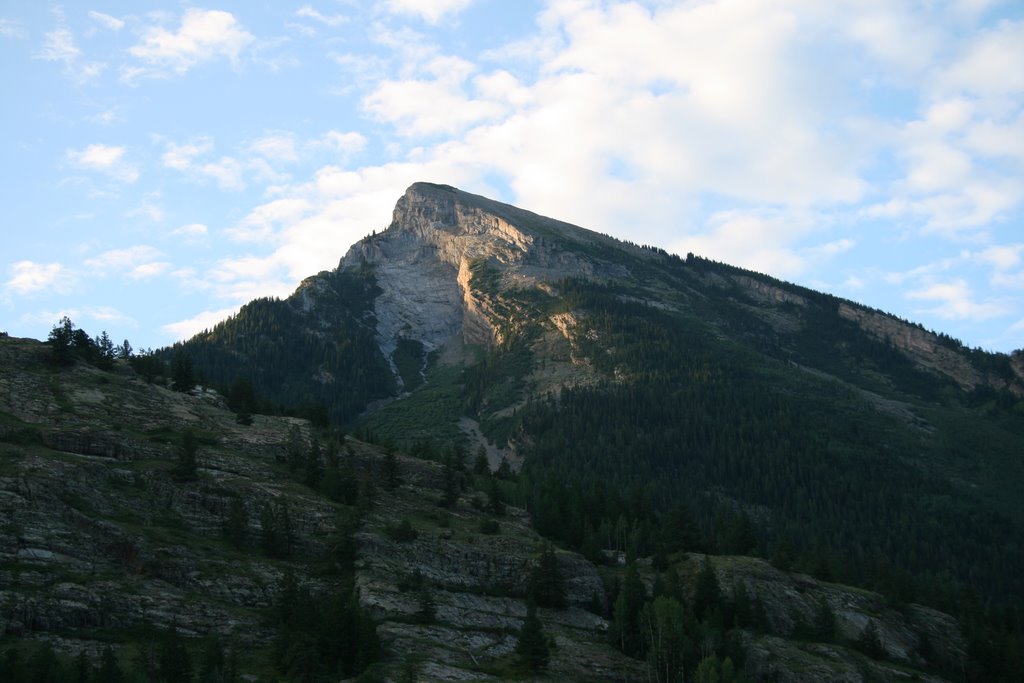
[3, 183, 1023, 681]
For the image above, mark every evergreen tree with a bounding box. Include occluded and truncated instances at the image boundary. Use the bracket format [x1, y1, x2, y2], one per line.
[383, 448, 400, 489]
[415, 583, 437, 624]
[812, 598, 837, 642]
[642, 596, 689, 683]
[516, 601, 550, 672]
[486, 475, 505, 516]
[612, 562, 647, 656]
[97, 645, 124, 683]
[198, 635, 227, 683]
[223, 496, 248, 549]
[158, 623, 192, 683]
[693, 557, 722, 621]
[48, 316, 74, 365]
[118, 338, 133, 360]
[303, 434, 323, 488]
[173, 429, 199, 481]
[96, 330, 116, 370]
[171, 349, 195, 392]
[857, 619, 885, 659]
[473, 446, 489, 475]
[529, 544, 566, 608]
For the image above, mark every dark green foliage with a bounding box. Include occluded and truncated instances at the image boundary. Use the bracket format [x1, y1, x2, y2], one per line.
[48, 316, 74, 365]
[414, 583, 437, 624]
[272, 575, 381, 682]
[528, 544, 566, 609]
[812, 599, 837, 642]
[170, 349, 195, 392]
[385, 518, 418, 542]
[393, 337, 426, 391]
[693, 558, 722, 621]
[260, 500, 294, 558]
[478, 518, 500, 535]
[383, 449, 400, 490]
[98, 646, 124, 683]
[159, 623, 193, 683]
[170, 268, 394, 425]
[172, 429, 199, 481]
[641, 596, 689, 683]
[857, 619, 885, 659]
[486, 475, 505, 516]
[612, 562, 646, 657]
[223, 496, 248, 549]
[515, 601, 550, 672]
[95, 331, 115, 370]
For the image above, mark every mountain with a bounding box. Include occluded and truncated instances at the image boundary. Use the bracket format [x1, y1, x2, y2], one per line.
[176, 182, 1024, 599]
[5, 182, 1022, 680]
[0, 334, 980, 682]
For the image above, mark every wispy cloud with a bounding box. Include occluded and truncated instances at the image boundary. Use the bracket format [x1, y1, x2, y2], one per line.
[66, 144, 138, 183]
[84, 246, 169, 280]
[88, 11, 124, 32]
[383, 0, 475, 24]
[907, 279, 1011, 320]
[162, 306, 242, 341]
[4, 261, 68, 295]
[34, 21, 104, 82]
[295, 5, 348, 28]
[124, 9, 254, 81]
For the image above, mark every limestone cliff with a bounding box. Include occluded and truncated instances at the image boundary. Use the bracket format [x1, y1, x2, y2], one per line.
[336, 182, 640, 364]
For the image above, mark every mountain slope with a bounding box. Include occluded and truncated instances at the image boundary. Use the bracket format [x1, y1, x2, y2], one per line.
[171, 183, 1024, 672]
[1, 334, 980, 682]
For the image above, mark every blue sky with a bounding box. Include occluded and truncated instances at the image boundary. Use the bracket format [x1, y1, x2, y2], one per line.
[2, 0, 1023, 353]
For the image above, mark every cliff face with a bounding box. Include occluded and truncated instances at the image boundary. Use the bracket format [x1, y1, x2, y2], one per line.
[336, 182, 638, 360]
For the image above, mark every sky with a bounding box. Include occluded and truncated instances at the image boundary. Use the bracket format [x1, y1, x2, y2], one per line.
[1, 0, 1023, 353]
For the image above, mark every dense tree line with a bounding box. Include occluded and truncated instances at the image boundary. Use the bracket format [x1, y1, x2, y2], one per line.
[167, 267, 395, 425]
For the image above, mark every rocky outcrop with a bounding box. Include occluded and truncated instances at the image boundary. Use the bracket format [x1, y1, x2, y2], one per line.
[838, 303, 986, 392]
[335, 182, 643, 363]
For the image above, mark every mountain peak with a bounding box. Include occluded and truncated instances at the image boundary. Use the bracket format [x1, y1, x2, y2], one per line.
[336, 183, 635, 362]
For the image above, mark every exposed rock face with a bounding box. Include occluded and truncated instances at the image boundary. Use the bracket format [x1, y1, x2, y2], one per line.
[337, 182, 642, 361]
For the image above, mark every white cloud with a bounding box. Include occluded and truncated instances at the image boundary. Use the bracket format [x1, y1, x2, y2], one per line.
[88, 11, 125, 31]
[66, 144, 139, 183]
[670, 209, 816, 278]
[907, 279, 1011, 320]
[248, 134, 299, 163]
[939, 19, 1024, 99]
[162, 306, 242, 341]
[161, 139, 213, 170]
[1, 19, 28, 39]
[126, 9, 254, 80]
[198, 157, 246, 191]
[84, 246, 166, 279]
[317, 130, 367, 155]
[384, 0, 474, 24]
[34, 24, 104, 82]
[174, 223, 209, 237]
[295, 5, 348, 27]
[5, 261, 68, 295]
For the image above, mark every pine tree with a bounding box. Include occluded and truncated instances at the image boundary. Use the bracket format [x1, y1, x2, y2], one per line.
[516, 601, 550, 672]
[171, 349, 195, 392]
[529, 544, 565, 608]
[96, 330, 116, 370]
[48, 316, 74, 365]
[173, 429, 199, 481]
[384, 448, 400, 489]
[415, 583, 437, 624]
[857, 619, 885, 659]
[612, 562, 646, 656]
[693, 557, 722, 620]
[223, 496, 248, 549]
